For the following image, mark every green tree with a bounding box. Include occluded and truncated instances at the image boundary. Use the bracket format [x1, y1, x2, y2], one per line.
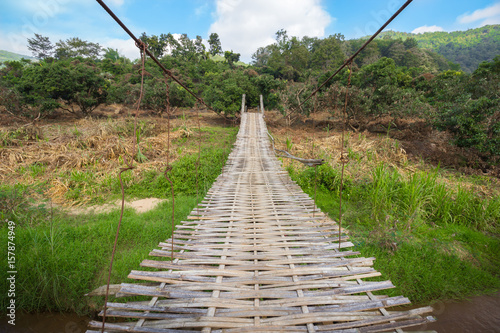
[432, 57, 500, 157]
[20, 60, 107, 116]
[252, 46, 272, 67]
[166, 33, 181, 55]
[195, 35, 206, 60]
[54, 37, 102, 60]
[202, 70, 258, 116]
[224, 51, 241, 68]
[103, 48, 121, 61]
[100, 48, 131, 75]
[139, 33, 168, 58]
[171, 34, 196, 61]
[275, 29, 289, 50]
[403, 37, 418, 49]
[208, 33, 222, 56]
[309, 35, 345, 72]
[266, 31, 308, 81]
[27, 33, 54, 60]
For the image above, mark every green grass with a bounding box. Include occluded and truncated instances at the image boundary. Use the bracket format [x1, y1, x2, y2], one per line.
[0, 145, 231, 314]
[0, 124, 238, 315]
[2, 121, 498, 315]
[0, 195, 197, 314]
[288, 162, 500, 303]
[41, 125, 239, 205]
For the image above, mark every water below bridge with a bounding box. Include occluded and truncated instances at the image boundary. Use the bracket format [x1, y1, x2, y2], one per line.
[1, 292, 499, 332]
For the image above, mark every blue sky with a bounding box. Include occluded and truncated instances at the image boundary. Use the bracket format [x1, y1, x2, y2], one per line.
[1, 0, 499, 63]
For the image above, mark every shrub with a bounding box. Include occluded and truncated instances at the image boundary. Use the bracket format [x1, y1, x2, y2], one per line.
[19, 60, 108, 117]
[201, 70, 259, 116]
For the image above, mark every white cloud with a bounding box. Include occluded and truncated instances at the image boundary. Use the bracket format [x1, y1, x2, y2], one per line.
[411, 25, 444, 34]
[209, 0, 332, 63]
[195, 3, 210, 17]
[458, 3, 500, 26]
[0, 30, 31, 56]
[100, 38, 140, 60]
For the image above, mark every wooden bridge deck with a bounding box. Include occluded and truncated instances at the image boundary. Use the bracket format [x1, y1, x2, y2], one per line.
[88, 112, 433, 332]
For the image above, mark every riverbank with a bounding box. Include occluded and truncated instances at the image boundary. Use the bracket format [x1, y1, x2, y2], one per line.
[0, 109, 498, 321]
[268, 108, 500, 305]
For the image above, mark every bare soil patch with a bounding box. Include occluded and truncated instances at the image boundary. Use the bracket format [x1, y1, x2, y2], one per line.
[68, 198, 166, 215]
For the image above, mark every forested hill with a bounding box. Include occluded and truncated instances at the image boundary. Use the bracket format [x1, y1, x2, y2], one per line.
[0, 50, 36, 63]
[373, 25, 500, 73]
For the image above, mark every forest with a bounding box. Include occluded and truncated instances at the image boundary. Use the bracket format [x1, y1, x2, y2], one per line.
[378, 24, 500, 73]
[1, 29, 499, 163]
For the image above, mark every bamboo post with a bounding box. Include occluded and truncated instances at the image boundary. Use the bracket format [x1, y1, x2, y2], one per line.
[241, 94, 246, 114]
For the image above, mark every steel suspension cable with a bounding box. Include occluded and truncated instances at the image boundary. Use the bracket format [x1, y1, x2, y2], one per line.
[95, 0, 228, 120]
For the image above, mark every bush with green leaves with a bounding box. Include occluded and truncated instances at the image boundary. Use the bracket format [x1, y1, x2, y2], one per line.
[0, 60, 35, 117]
[201, 70, 259, 116]
[253, 73, 284, 109]
[17, 59, 108, 117]
[431, 58, 500, 158]
[141, 78, 196, 113]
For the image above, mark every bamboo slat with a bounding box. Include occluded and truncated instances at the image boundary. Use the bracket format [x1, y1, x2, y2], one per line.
[87, 112, 433, 332]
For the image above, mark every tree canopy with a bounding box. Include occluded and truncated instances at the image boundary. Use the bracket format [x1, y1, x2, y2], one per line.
[1, 29, 498, 161]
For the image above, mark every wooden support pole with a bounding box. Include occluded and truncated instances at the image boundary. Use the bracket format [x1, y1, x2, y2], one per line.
[241, 94, 246, 114]
[260, 95, 264, 114]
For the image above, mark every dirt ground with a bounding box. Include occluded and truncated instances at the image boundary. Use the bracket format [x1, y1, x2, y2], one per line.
[2, 105, 496, 179]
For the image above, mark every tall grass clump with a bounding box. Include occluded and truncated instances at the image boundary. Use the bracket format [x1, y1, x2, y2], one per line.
[287, 161, 500, 303]
[0, 197, 199, 314]
[123, 148, 230, 198]
[346, 163, 500, 233]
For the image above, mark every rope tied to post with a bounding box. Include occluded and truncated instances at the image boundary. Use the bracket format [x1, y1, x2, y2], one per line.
[267, 132, 324, 167]
[100, 31, 149, 333]
[337, 60, 353, 248]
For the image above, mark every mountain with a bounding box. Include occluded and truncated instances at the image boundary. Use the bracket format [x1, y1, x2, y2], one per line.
[0, 50, 37, 63]
[375, 25, 500, 73]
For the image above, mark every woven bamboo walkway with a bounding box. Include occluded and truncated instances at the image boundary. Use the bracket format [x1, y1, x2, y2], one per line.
[88, 112, 433, 332]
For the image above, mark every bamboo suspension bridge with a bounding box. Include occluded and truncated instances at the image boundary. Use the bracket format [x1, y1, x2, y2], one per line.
[88, 1, 435, 331]
[87, 108, 434, 332]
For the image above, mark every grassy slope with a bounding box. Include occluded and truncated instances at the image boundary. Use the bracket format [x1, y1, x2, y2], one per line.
[0, 50, 36, 63]
[378, 25, 500, 50]
[373, 25, 500, 72]
[289, 167, 500, 304]
[268, 111, 500, 305]
[0, 111, 238, 314]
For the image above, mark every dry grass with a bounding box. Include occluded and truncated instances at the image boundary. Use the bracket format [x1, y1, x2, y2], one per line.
[2, 107, 498, 205]
[266, 110, 500, 198]
[0, 107, 231, 205]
